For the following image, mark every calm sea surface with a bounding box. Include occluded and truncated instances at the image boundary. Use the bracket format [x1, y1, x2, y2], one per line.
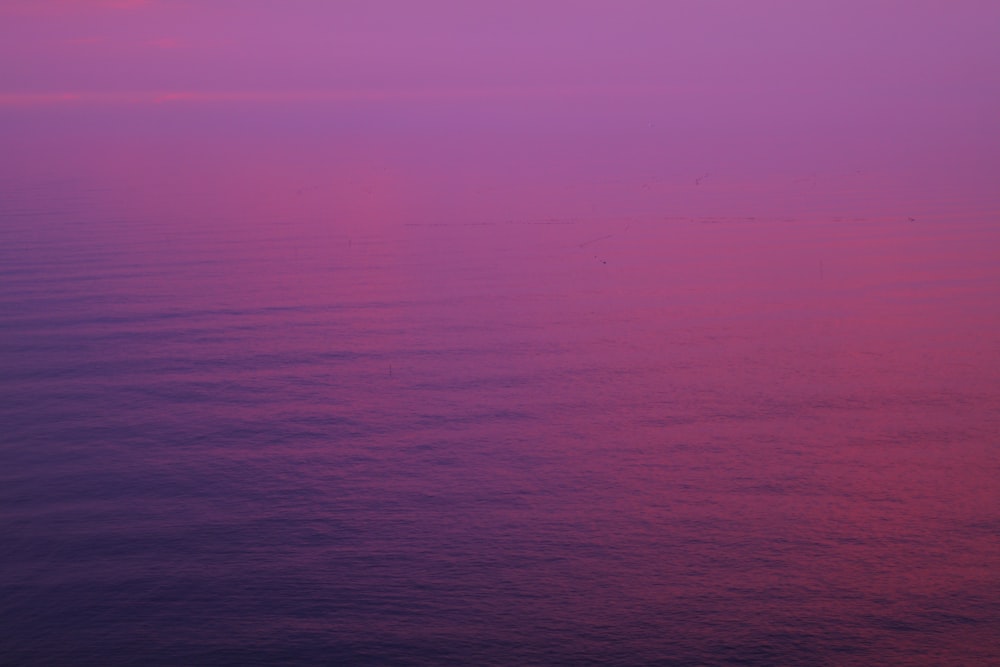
[2, 103, 999, 665]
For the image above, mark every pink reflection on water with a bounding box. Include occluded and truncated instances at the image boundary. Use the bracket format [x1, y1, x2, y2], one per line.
[2, 29, 999, 655]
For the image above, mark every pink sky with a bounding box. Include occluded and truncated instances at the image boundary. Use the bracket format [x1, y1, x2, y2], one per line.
[3, 1, 999, 215]
[3, 1, 998, 104]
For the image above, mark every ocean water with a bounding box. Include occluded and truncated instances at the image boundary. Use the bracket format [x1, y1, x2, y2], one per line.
[1, 102, 999, 666]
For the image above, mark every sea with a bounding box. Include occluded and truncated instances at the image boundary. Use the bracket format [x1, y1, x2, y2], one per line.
[1, 99, 998, 665]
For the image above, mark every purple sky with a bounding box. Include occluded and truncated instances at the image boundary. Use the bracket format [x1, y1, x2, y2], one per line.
[4, 1, 998, 104]
[3, 1, 999, 215]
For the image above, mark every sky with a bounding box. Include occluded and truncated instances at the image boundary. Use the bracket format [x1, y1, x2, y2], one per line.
[2, 1, 999, 216]
[3, 1, 998, 105]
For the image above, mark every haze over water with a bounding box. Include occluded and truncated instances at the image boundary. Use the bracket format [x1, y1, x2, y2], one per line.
[2, 2, 1000, 665]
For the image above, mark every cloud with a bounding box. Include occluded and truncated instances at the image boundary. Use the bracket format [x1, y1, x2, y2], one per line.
[0, 85, 666, 107]
[145, 37, 185, 49]
[56, 35, 187, 52]
[1, 0, 153, 15]
[57, 0, 152, 8]
[66, 36, 110, 46]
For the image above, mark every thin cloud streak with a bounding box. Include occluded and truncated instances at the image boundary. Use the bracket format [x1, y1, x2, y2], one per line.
[0, 84, 674, 107]
[0, 0, 154, 15]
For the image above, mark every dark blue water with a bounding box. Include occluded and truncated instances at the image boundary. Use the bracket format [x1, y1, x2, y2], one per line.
[2, 106, 999, 666]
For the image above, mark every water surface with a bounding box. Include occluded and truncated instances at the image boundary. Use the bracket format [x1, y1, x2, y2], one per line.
[1, 101, 999, 666]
